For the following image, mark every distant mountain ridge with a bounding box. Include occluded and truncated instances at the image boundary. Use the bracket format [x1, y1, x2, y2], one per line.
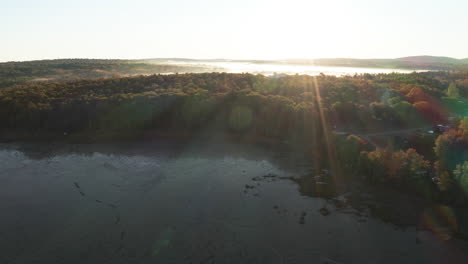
[396, 56, 468, 64]
[279, 56, 468, 70]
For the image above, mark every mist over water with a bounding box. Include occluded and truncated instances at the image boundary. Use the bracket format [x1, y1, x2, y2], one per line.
[157, 60, 421, 76]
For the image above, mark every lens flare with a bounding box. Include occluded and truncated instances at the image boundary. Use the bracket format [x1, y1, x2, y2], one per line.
[421, 205, 458, 241]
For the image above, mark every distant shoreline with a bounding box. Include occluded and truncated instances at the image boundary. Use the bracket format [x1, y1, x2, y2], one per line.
[2, 55, 468, 71]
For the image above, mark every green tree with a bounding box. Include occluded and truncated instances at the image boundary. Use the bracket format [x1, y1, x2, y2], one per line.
[453, 161, 468, 194]
[447, 82, 460, 98]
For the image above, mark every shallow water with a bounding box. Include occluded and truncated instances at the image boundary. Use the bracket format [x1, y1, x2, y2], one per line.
[0, 142, 466, 264]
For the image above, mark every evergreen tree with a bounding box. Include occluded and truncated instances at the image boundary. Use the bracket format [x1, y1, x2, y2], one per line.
[447, 82, 460, 98]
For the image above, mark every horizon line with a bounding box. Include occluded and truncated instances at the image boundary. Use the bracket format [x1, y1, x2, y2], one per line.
[2, 55, 468, 64]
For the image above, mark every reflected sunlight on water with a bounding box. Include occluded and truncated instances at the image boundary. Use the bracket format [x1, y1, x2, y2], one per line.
[160, 60, 423, 76]
[0, 142, 467, 264]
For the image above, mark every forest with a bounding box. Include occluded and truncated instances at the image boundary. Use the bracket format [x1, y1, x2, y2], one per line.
[0, 59, 212, 89]
[3, 56, 468, 90]
[0, 71, 467, 205]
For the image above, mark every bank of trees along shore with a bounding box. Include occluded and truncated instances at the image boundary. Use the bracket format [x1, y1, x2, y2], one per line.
[0, 72, 467, 204]
[0, 59, 211, 89]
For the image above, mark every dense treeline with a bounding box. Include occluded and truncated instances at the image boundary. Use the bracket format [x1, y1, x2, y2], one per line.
[0, 72, 467, 204]
[0, 59, 212, 89]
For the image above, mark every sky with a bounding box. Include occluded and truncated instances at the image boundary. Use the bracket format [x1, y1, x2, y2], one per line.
[2, 0, 468, 62]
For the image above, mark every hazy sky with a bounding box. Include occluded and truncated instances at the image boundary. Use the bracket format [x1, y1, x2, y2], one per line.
[2, 0, 468, 62]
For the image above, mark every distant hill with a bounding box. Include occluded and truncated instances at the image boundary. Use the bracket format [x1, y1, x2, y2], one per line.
[283, 56, 468, 70]
[396, 56, 463, 64]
